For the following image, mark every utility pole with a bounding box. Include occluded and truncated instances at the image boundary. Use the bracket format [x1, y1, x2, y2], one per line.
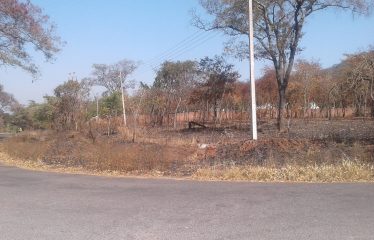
[96, 95, 99, 121]
[120, 71, 127, 127]
[248, 0, 258, 140]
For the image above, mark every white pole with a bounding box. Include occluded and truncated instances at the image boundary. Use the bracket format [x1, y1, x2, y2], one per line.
[120, 71, 127, 127]
[96, 96, 99, 121]
[248, 0, 258, 140]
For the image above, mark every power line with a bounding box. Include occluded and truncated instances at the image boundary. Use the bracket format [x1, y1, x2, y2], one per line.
[134, 30, 223, 86]
[146, 31, 221, 69]
[145, 31, 217, 67]
[168, 32, 222, 62]
[145, 30, 206, 65]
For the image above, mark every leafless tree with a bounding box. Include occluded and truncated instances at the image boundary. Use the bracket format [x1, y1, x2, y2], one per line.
[293, 59, 323, 117]
[90, 60, 137, 94]
[345, 49, 374, 116]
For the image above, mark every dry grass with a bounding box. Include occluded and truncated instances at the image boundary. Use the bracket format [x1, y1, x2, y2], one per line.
[86, 142, 194, 173]
[0, 131, 51, 162]
[117, 126, 198, 147]
[0, 130, 195, 176]
[0, 152, 168, 178]
[1, 127, 373, 182]
[193, 159, 374, 182]
[193, 139, 374, 182]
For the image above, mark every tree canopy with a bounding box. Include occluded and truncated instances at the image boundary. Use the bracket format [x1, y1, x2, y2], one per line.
[90, 60, 137, 94]
[0, 0, 62, 76]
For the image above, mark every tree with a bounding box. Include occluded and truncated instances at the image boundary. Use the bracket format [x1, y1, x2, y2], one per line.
[190, 56, 240, 122]
[231, 81, 250, 112]
[100, 92, 122, 118]
[194, 0, 372, 130]
[293, 59, 323, 117]
[285, 80, 304, 118]
[0, 0, 62, 76]
[154, 60, 198, 128]
[0, 84, 19, 129]
[53, 79, 90, 131]
[330, 49, 374, 117]
[255, 67, 278, 118]
[346, 49, 374, 117]
[90, 60, 137, 94]
[90, 59, 137, 126]
[0, 84, 18, 113]
[10, 100, 54, 130]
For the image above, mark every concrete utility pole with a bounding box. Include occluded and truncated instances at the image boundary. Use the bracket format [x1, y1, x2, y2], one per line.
[248, 0, 258, 140]
[96, 95, 99, 121]
[119, 71, 127, 127]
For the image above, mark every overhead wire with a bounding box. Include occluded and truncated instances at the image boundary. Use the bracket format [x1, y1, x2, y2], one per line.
[167, 31, 222, 62]
[135, 29, 222, 87]
[145, 30, 220, 68]
[145, 30, 206, 65]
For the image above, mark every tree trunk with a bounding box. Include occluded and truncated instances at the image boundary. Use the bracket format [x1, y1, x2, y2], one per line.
[121, 80, 127, 127]
[213, 100, 218, 122]
[161, 106, 166, 127]
[303, 88, 308, 118]
[107, 116, 111, 136]
[277, 87, 287, 131]
[174, 97, 181, 129]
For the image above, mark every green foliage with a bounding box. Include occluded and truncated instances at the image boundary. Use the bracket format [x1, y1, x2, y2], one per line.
[100, 92, 123, 118]
[32, 100, 55, 129]
[9, 98, 55, 130]
[9, 79, 91, 131]
[154, 60, 198, 91]
[53, 80, 89, 130]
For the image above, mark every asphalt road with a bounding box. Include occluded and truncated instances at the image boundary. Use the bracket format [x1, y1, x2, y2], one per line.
[1, 165, 374, 240]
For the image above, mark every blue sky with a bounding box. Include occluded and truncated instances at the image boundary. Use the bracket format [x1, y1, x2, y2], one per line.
[0, 0, 373, 104]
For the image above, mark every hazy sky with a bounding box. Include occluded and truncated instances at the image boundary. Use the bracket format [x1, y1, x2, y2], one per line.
[0, 0, 373, 104]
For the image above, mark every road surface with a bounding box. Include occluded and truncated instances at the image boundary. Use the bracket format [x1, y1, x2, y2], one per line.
[0, 164, 373, 240]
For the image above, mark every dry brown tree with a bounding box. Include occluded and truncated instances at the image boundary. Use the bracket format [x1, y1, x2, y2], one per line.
[0, 0, 62, 76]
